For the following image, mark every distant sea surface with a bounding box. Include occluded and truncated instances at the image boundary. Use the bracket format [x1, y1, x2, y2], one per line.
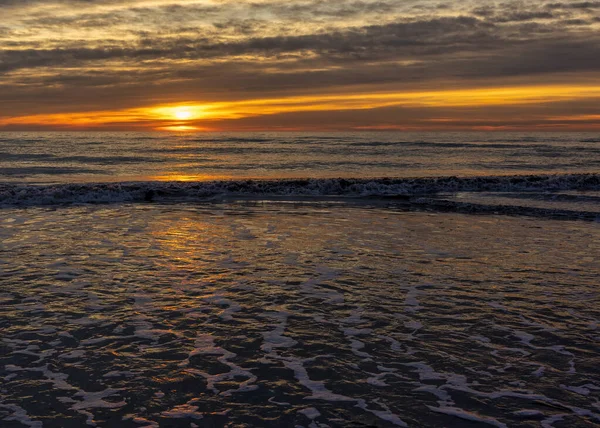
[1, 132, 599, 427]
[1, 131, 600, 183]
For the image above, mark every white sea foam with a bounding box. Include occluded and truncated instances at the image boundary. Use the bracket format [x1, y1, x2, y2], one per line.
[298, 407, 321, 419]
[0, 403, 43, 428]
[561, 383, 600, 396]
[261, 311, 297, 353]
[513, 409, 545, 417]
[429, 406, 508, 428]
[541, 414, 566, 427]
[356, 399, 408, 427]
[182, 334, 258, 396]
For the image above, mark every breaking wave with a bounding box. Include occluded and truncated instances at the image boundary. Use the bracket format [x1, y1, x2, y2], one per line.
[1, 173, 600, 208]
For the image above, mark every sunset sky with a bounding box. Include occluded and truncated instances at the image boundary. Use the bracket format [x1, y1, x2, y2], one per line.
[0, 0, 599, 131]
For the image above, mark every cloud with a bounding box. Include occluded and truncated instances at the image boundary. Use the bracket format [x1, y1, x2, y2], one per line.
[1, 0, 599, 128]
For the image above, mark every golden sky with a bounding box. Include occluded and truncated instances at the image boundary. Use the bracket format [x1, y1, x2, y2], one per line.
[0, 0, 599, 131]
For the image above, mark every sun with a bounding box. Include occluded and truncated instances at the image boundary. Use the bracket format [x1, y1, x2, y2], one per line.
[158, 125, 204, 132]
[173, 107, 193, 121]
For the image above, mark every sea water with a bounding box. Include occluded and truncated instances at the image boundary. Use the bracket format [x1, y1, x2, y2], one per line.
[1, 132, 599, 427]
[1, 132, 600, 184]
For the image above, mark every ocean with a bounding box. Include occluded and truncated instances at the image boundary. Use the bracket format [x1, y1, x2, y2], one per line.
[1, 132, 599, 427]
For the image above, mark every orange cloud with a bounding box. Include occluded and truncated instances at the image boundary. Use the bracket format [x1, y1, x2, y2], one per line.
[1, 84, 599, 130]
